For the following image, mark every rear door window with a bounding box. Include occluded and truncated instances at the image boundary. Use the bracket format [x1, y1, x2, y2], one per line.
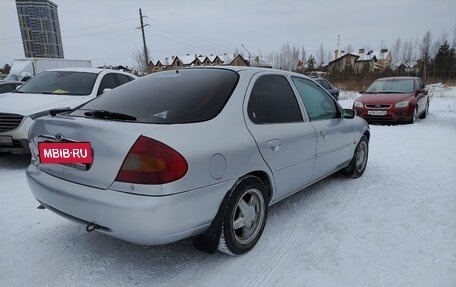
[97, 73, 118, 95]
[115, 74, 133, 85]
[75, 68, 239, 124]
[247, 75, 303, 124]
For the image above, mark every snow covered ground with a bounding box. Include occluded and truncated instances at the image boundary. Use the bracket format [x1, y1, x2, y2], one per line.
[1, 85, 455, 287]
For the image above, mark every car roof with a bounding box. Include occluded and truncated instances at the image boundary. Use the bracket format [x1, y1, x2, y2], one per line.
[0, 80, 23, 84]
[46, 67, 136, 76]
[375, 76, 419, 81]
[181, 66, 315, 80]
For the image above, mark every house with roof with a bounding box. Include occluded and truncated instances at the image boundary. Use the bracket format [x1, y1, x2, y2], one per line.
[220, 53, 249, 66]
[326, 52, 360, 73]
[147, 53, 249, 72]
[326, 48, 392, 74]
[373, 49, 392, 70]
[209, 55, 223, 65]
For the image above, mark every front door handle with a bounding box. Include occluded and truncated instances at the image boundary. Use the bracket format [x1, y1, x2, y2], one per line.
[267, 139, 281, 151]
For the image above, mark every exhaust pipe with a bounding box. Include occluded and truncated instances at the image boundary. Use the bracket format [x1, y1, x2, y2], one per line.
[86, 222, 101, 232]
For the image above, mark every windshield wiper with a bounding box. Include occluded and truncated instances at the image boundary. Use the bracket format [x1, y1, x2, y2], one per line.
[84, 110, 137, 121]
[13, 90, 24, 93]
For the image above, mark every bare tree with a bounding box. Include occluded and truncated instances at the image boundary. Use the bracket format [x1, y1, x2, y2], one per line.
[300, 46, 307, 67]
[412, 37, 419, 62]
[420, 31, 432, 80]
[326, 49, 332, 64]
[401, 40, 413, 67]
[273, 42, 300, 71]
[345, 43, 354, 53]
[391, 36, 401, 69]
[453, 26, 456, 49]
[316, 42, 325, 67]
[132, 47, 151, 74]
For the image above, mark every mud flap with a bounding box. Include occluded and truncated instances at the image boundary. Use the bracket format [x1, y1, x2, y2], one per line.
[193, 190, 231, 254]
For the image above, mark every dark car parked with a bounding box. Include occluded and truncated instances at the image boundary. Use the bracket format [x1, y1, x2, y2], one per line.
[314, 77, 340, 100]
[0, 80, 22, 94]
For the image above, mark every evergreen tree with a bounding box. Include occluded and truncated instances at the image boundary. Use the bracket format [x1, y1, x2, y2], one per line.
[433, 40, 456, 80]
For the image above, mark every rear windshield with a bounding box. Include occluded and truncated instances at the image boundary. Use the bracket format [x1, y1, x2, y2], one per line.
[73, 68, 239, 124]
[17, 71, 98, 95]
[366, 79, 414, 94]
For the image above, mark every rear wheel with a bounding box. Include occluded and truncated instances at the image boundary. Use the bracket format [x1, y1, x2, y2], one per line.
[343, 135, 369, 178]
[218, 176, 268, 255]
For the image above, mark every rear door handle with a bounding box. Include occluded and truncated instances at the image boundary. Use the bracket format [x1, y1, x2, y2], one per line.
[267, 139, 281, 151]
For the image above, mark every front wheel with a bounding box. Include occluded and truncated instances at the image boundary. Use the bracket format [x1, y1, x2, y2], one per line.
[343, 135, 369, 178]
[218, 176, 268, 255]
[408, 106, 418, 124]
[419, 102, 429, 119]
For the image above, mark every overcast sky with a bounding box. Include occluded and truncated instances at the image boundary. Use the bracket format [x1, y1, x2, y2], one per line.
[1, 0, 455, 68]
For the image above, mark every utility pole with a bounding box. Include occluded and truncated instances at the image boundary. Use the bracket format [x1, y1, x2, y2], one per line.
[138, 8, 149, 72]
[337, 34, 340, 52]
[241, 44, 254, 66]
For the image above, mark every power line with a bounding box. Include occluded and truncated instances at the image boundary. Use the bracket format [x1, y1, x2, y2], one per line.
[0, 18, 138, 41]
[62, 18, 137, 33]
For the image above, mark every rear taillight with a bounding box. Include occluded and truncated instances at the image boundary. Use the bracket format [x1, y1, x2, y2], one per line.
[115, 136, 188, 184]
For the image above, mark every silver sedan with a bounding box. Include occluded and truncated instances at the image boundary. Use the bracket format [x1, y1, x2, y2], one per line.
[26, 67, 370, 255]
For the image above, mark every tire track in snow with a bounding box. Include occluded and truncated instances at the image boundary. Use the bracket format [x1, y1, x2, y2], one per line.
[247, 177, 355, 287]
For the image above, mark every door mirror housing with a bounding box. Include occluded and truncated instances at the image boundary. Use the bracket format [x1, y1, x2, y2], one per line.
[358, 90, 364, 94]
[416, 88, 426, 95]
[343, 109, 356, 119]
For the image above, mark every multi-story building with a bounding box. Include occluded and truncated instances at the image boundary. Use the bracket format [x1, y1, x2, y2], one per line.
[15, 0, 64, 58]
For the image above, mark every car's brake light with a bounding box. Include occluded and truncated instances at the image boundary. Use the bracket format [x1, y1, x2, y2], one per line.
[115, 136, 188, 184]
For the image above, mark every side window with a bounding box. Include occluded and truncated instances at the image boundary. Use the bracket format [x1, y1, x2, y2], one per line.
[418, 79, 425, 89]
[97, 73, 117, 95]
[248, 75, 303, 124]
[291, 77, 339, 121]
[115, 74, 132, 85]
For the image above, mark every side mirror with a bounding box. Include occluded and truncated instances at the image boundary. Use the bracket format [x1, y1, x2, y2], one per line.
[102, 88, 112, 94]
[358, 90, 364, 94]
[417, 88, 426, 94]
[343, 109, 356, 119]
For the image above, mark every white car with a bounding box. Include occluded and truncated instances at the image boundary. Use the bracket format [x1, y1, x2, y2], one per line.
[0, 68, 137, 154]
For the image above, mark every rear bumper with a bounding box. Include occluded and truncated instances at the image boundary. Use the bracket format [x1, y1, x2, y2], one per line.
[26, 164, 234, 245]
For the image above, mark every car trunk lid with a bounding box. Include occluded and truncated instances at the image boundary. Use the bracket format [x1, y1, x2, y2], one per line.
[29, 115, 160, 189]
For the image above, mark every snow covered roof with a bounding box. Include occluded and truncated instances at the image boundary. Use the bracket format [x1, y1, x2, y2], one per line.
[179, 55, 198, 65]
[357, 53, 377, 61]
[372, 51, 391, 61]
[198, 56, 208, 62]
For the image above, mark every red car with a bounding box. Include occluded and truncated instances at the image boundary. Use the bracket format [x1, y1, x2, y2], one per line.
[353, 77, 429, 124]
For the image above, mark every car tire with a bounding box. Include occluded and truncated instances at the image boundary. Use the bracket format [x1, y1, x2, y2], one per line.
[419, 101, 429, 119]
[408, 106, 418, 124]
[343, 135, 369, 178]
[218, 175, 268, 255]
